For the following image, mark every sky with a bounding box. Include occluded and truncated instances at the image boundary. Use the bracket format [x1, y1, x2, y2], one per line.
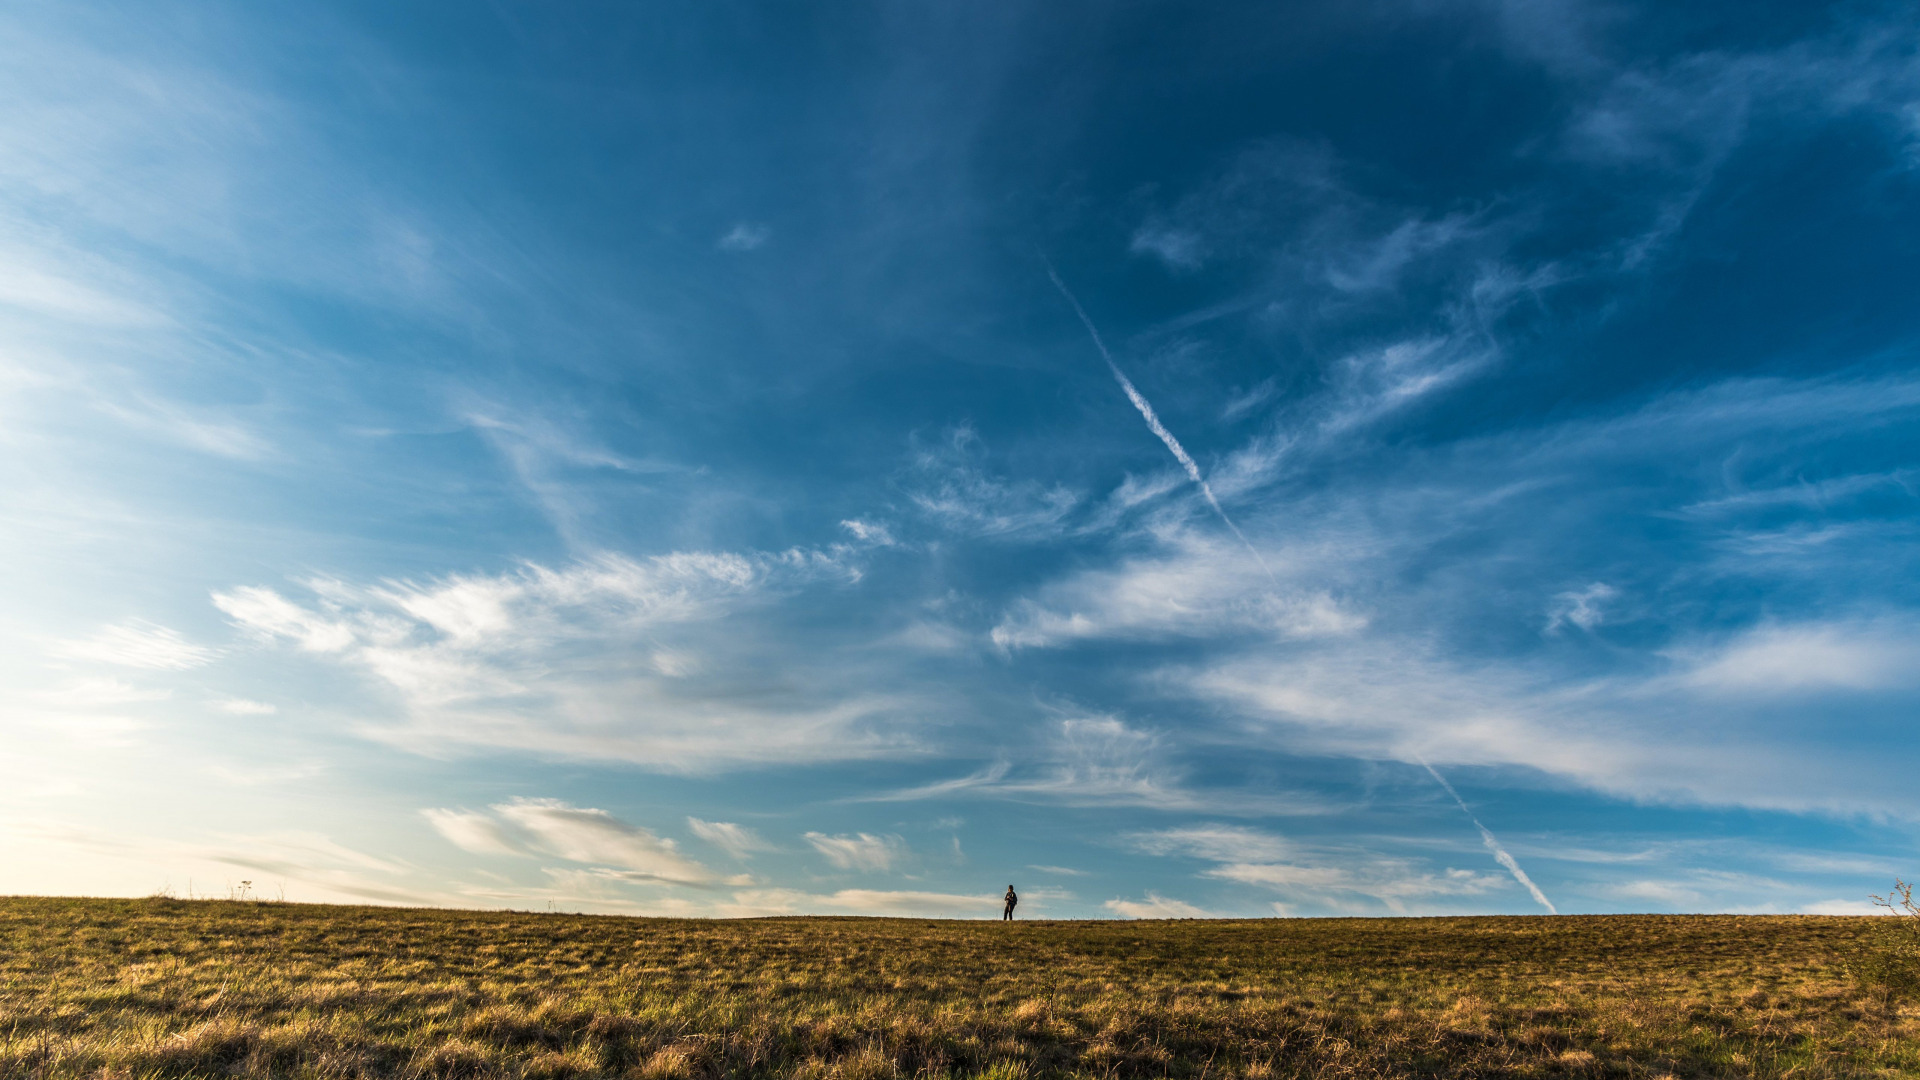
[3, 0, 1919, 919]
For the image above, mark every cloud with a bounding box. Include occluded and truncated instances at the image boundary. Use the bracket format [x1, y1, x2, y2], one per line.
[1673, 621, 1920, 695]
[1318, 333, 1501, 436]
[23, 820, 443, 907]
[804, 831, 906, 872]
[719, 888, 1000, 917]
[1029, 864, 1089, 877]
[494, 799, 730, 886]
[422, 808, 522, 857]
[718, 223, 770, 251]
[0, 255, 165, 326]
[687, 818, 772, 859]
[212, 550, 916, 770]
[421, 799, 750, 888]
[462, 407, 688, 544]
[990, 530, 1365, 650]
[1800, 898, 1892, 916]
[1129, 224, 1204, 271]
[1422, 763, 1557, 913]
[92, 396, 272, 459]
[867, 716, 1324, 815]
[214, 587, 357, 653]
[1609, 879, 1705, 908]
[1047, 260, 1274, 580]
[908, 426, 1081, 538]
[1042, 368, 1914, 814]
[1130, 825, 1510, 915]
[1130, 824, 1296, 864]
[1104, 893, 1215, 919]
[214, 698, 277, 715]
[990, 716, 1200, 809]
[51, 620, 217, 670]
[1546, 583, 1617, 633]
[34, 677, 169, 707]
[840, 519, 895, 545]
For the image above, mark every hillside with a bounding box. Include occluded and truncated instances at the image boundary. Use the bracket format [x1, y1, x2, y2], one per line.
[0, 898, 1912, 1078]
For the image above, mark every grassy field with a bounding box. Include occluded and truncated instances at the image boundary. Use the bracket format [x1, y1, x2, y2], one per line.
[0, 898, 1913, 1080]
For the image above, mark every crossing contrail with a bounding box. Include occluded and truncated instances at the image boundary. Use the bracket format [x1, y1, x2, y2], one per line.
[1046, 261, 1548, 915]
[1044, 260, 1276, 584]
[1421, 761, 1557, 914]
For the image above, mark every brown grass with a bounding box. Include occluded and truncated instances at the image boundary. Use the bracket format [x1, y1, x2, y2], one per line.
[0, 897, 1913, 1079]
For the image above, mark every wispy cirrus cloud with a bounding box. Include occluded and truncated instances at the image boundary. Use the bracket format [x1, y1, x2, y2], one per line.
[907, 426, 1081, 539]
[51, 620, 217, 670]
[1130, 825, 1509, 916]
[1669, 620, 1920, 695]
[421, 808, 522, 858]
[1104, 892, 1218, 919]
[804, 831, 906, 872]
[990, 530, 1364, 651]
[687, 818, 773, 860]
[16, 819, 444, 907]
[717, 888, 1000, 918]
[213, 548, 918, 770]
[424, 798, 743, 887]
[865, 715, 1325, 815]
[717, 223, 770, 251]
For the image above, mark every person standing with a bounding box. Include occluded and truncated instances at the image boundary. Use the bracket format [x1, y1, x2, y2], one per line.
[1003, 884, 1018, 920]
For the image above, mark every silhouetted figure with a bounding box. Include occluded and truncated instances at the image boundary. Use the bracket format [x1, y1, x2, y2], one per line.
[1003, 885, 1018, 920]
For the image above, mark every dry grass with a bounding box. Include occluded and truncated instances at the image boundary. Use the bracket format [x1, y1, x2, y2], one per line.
[0, 897, 1913, 1079]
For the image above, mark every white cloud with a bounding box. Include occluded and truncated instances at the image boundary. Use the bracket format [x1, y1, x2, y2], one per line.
[422, 808, 522, 858]
[687, 818, 772, 860]
[93, 395, 271, 459]
[1324, 216, 1473, 293]
[1186, 631, 1920, 814]
[21, 820, 441, 907]
[215, 587, 356, 652]
[204, 759, 323, 787]
[1800, 898, 1892, 916]
[840, 519, 895, 545]
[460, 407, 689, 544]
[719, 888, 1000, 917]
[717, 223, 770, 251]
[1609, 879, 1705, 908]
[1320, 334, 1497, 435]
[51, 620, 216, 670]
[35, 677, 169, 707]
[1002, 716, 1195, 808]
[1130, 824, 1296, 864]
[909, 426, 1081, 538]
[1130, 825, 1508, 915]
[495, 799, 728, 886]
[1546, 582, 1617, 633]
[1129, 225, 1204, 271]
[0, 256, 164, 326]
[991, 530, 1364, 651]
[424, 800, 767, 890]
[1674, 621, 1920, 694]
[804, 831, 905, 872]
[211, 550, 915, 770]
[214, 698, 277, 715]
[1104, 893, 1215, 919]
[867, 716, 1323, 815]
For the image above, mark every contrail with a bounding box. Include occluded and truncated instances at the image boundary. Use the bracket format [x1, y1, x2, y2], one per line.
[1044, 260, 1276, 584]
[1421, 761, 1557, 914]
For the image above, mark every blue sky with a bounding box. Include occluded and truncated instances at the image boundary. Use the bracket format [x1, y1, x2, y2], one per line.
[3, 0, 1919, 917]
